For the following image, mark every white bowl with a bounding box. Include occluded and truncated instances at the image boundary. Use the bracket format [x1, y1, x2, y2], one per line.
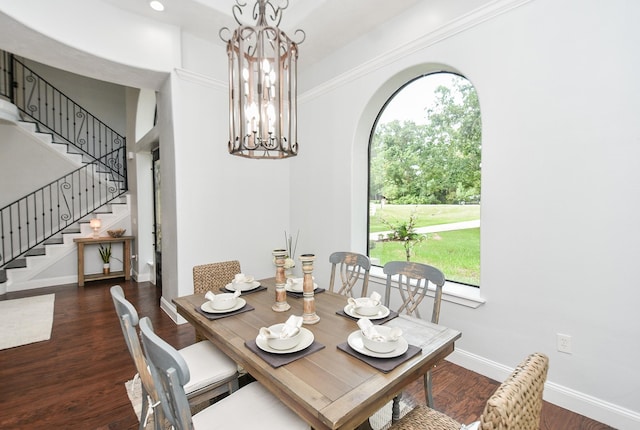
[362, 326, 400, 354]
[352, 297, 382, 316]
[210, 293, 237, 310]
[266, 323, 302, 350]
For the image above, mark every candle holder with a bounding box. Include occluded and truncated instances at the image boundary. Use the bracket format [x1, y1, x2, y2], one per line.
[272, 249, 291, 312]
[299, 253, 320, 324]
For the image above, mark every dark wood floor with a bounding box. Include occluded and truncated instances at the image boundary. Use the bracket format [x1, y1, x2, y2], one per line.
[0, 279, 614, 429]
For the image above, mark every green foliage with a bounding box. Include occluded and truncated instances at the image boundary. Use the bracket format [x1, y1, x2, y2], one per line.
[371, 75, 481, 204]
[98, 244, 112, 264]
[378, 207, 426, 262]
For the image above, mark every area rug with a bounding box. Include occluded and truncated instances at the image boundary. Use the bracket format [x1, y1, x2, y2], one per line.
[0, 293, 55, 350]
[126, 375, 412, 430]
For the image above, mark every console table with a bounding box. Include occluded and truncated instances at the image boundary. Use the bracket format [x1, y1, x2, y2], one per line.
[74, 236, 133, 286]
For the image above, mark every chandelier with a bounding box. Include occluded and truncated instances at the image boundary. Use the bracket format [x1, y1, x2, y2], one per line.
[220, 0, 305, 159]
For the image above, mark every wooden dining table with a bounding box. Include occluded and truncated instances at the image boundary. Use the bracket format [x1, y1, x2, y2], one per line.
[173, 278, 461, 430]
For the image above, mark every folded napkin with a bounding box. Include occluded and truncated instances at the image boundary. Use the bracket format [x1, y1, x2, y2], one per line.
[205, 289, 241, 302]
[259, 315, 303, 339]
[357, 318, 402, 342]
[347, 291, 382, 309]
[233, 273, 255, 284]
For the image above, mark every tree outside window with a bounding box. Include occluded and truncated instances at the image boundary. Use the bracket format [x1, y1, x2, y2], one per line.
[369, 73, 481, 286]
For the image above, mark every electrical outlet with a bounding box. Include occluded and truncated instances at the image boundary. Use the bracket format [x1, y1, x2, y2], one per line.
[557, 333, 572, 354]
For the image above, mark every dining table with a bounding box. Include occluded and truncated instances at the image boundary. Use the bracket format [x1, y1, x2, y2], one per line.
[173, 277, 461, 430]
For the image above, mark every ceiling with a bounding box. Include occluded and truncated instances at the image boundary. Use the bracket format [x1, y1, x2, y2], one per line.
[101, 0, 425, 66]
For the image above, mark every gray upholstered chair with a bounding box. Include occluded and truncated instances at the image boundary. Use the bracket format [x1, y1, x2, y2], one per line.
[382, 261, 446, 417]
[389, 353, 549, 430]
[110, 286, 239, 429]
[138, 316, 309, 430]
[328, 251, 371, 297]
[192, 260, 241, 341]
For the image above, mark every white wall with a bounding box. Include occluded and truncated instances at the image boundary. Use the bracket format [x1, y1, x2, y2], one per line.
[294, 0, 640, 427]
[1, 0, 638, 427]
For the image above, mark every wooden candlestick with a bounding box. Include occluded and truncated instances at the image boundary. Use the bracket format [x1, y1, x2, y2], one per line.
[299, 253, 320, 324]
[272, 249, 290, 312]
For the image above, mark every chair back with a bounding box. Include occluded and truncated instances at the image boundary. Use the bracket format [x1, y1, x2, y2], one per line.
[382, 261, 445, 323]
[110, 286, 159, 406]
[139, 317, 194, 430]
[480, 352, 549, 430]
[193, 260, 241, 295]
[328, 252, 371, 297]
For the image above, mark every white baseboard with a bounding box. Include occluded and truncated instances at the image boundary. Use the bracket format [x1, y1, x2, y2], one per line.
[447, 349, 640, 430]
[160, 296, 187, 325]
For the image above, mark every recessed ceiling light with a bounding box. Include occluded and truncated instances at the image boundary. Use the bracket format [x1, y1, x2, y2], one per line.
[149, 1, 165, 12]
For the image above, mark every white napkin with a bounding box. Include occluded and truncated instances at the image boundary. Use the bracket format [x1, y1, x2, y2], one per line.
[348, 291, 382, 308]
[357, 318, 402, 341]
[259, 315, 303, 339]
[233, 273, 255, 284]
[205, 289, 241, 302]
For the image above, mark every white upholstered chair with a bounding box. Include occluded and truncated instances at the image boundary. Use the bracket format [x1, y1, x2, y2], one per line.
[110, 286, 239, 429]
[138, 316, 309, 430]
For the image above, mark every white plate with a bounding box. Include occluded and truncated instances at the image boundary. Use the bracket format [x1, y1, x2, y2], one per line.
[256, 327, 315, 354]
[225, 281, 261, 292]
[201, 298, 247, 314]
[347, 330, 409, 358]
[285, 283, 319, 293]
[343, 304, 390, 320]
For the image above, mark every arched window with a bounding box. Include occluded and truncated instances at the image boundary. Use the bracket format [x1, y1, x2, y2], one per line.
[369, 72, 481, 286]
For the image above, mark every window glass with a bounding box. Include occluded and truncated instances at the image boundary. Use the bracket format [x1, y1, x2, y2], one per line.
[369, 73, 481, 286]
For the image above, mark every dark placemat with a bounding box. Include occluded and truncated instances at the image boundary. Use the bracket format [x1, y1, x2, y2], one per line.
[286, 288, 326, 299]
[195, 303, 255, 320]
[220, 285, 268, 295]
[245, 339, 325, 368]
[335, 309, 399, 325]
[336, 342, 421, 373]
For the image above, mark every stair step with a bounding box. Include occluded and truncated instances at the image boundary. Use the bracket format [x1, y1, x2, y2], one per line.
[0, 269, 6, 284]
[25, 248, 46, 257]
[62, 227, 81, 234]
[5, 258, 27, 269]
[44, 237, 64, 245]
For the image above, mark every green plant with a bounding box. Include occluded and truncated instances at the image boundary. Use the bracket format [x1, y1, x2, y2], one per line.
[98, 244, 112, 264]
[379, 207, 426, 262]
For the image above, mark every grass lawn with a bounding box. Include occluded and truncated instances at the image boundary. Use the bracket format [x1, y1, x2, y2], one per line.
[369, 204, 480, 286]
[370, 204, 480, 232]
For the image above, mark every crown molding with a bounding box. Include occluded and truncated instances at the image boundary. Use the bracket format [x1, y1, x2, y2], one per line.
[300, 0, 532, 103]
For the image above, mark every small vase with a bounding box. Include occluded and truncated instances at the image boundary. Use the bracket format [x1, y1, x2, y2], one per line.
[103, 263, 110, 275]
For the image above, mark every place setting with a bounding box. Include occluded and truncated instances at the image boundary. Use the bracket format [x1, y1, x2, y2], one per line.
[337, 318, 421, 373]
[221, 273, 267, 294]
[245, 315, 325, 368]
[336, 292, 399, 324]
[284, 277, 325, 298]
[195, 289, 255, 320]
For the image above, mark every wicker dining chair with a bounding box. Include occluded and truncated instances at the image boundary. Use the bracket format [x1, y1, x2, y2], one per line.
[389, 353, 549, 430]
[193, 260, 241, 341]
[328, 251, 371, 297]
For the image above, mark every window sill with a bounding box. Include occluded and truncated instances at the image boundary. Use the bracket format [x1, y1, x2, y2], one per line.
[368, 266, 486, 309]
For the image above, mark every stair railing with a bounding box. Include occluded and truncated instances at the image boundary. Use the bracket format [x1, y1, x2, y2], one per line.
[0, 143, 127, 268]
[1, 50, 125, 168]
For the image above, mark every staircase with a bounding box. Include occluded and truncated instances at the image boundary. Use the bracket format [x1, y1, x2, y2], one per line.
[0, 50, 128, 293]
